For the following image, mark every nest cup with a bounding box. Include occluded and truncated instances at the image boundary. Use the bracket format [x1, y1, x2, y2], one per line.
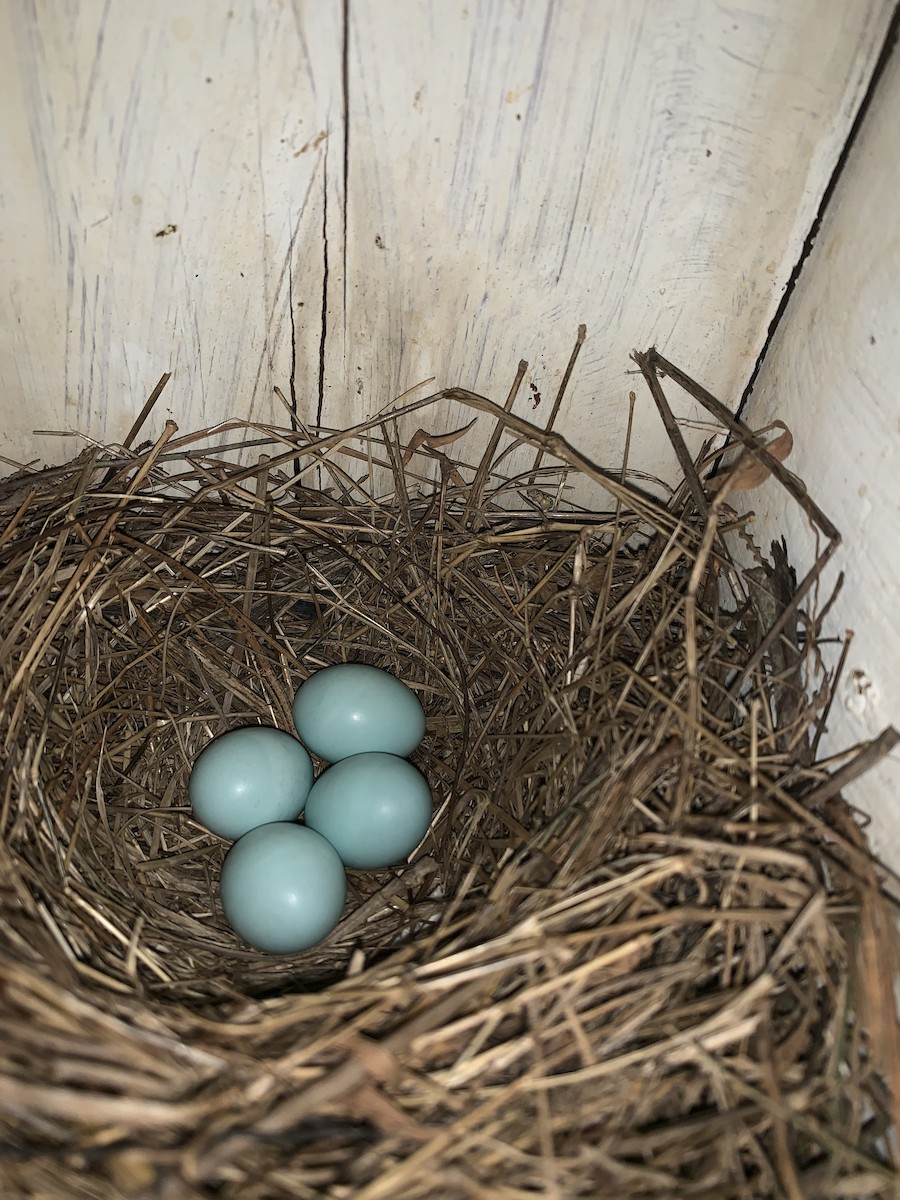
[1, 347, 898, 1199]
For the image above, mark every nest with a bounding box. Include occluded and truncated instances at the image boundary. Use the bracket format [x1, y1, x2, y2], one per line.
[1, 345, 898, 1199]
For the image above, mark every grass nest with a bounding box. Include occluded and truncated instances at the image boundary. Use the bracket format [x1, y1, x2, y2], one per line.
[0, 344, 898, 1199]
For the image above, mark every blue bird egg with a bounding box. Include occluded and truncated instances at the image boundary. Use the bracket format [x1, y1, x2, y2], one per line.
[304, 752, 433, 869]
[189, 726, 313, 840]
[219, 823, 347, 953]
[292, 663, 425, 762]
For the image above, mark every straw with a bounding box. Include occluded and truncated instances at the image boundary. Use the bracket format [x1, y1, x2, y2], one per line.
[0, 343, 897, 1198]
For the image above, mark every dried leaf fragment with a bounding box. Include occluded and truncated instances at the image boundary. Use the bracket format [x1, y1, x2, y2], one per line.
[401, 418, 477, 465]
[706, 420, 793, 493]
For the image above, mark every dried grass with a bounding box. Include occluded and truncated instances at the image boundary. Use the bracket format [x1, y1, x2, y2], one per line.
[0, 345, 898, 1199]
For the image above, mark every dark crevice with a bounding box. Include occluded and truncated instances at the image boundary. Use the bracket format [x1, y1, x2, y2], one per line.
[735, 4, 899, 423]
[288, 247, 300, 480]
[288, 262, 297, 417]
[317, 144, 329, 434]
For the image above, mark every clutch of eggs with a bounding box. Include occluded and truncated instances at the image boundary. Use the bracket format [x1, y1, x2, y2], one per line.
[188, 663, 431, 954]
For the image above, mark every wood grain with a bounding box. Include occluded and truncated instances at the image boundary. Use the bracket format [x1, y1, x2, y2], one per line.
[0, 0, 893, 490]
[1, 0, 342, 460]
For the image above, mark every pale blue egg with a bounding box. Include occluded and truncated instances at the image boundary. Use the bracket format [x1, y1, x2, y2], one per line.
[189, 726, 313, 840]
[304, 751, 433, 869]
[293, 663, 425, 762]
[219, 823, 346, 953]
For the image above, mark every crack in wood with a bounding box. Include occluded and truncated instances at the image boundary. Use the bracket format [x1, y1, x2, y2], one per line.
[341, 0, 350, 335]
[317, 144, 329, 435]
[288, 227, 301, 480]
[735, 3, 900, 427]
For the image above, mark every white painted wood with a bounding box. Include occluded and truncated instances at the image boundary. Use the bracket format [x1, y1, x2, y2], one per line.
[0, 0, 343, 463]
[0, 2, 897, 859]
[0, 0, 892, 486]
[331, 0, 893, 493]
[738, 47, 900, 861]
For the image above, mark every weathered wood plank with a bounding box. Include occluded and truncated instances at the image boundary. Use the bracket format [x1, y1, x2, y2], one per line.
[0, 0, 893, 488]
[0, 0, 342, 462]
[329, 0, 893, 487]
[738, 45, 900, 857]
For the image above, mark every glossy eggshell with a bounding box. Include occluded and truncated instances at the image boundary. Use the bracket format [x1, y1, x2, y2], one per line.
[292, 663, 425, 762]
[219, 823, 347, 953]
[303, 751, 433, 869]
[189, 726, 314, 841]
